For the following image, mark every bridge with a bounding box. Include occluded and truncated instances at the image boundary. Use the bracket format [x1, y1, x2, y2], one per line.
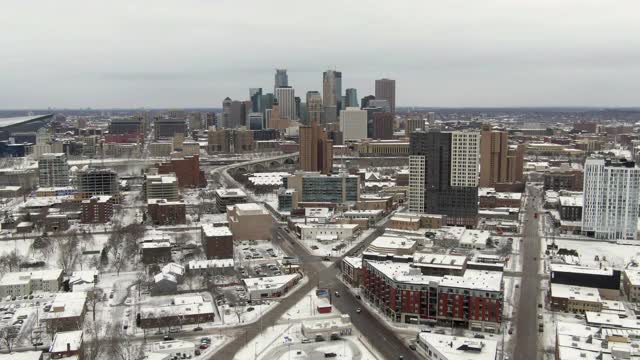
[225, 152, 299, 174]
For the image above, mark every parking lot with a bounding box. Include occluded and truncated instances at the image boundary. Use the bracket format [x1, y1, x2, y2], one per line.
[0, 292, 56, 346]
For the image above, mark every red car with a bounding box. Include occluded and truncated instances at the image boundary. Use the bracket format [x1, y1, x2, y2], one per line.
[200, 344, 209, 350]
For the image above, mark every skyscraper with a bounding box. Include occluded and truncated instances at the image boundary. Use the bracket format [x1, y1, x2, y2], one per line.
[275, 87, 296, 120]
[372, 112, 394, 140]
[479, 124, 524, 187]
[340, 107, 367, 140]
[582, 158, 640, 240]
[299, 121, 333, 175]
[323, 70, 342, 113]
[409, 130, 480, 227]
[375, 78, 396, 113]
[248, 113, 264, 130]
[274, 69, 288, 92]
[249, 88, 262, 113]
[306, 91, 323, 124]
[361, 95, 375, 109]
[261, 93, 274, 116]
[221, 97, 232, 128]
[294, 96, 301, 120]
[345, 88, 358, 108]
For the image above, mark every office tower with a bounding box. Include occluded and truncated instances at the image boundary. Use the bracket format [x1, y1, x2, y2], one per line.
[340, 107, 368, 140]
[275, 87, 296, 120]
[323, 106, 337, 124]
[368, 99, 390, 112]
[405, 118, 425, 136]
[261, 93, 274, 115]
[155, 118, 187, 138]
[250, 88, 262, 113]
[109, 118, 143, 135]
[372, 112, 394, 140]
[221, 97, 233, 128]
[228, 101, 245, 129]
[267, 98, 290, 130]
[38, 153, 69, 187]
[295, 96, 301, 120]
[248, 113, 264, 130]
[306, 91, 323, 124]
[582, 158, 640, 240]
[479, 124, 525, 187]
[409, 130, 480, 227]
[375, 78, 396, 113]
[345, 88, 358, 108]
[426, 112, 436, 123]
[299, 102, 308, 125]
[361, 95, 375, 109]
[275, 69, 288, 92]
[299, 121, 333, 175]
[281, 171, 359, 208]
[323, 70, 342, 114]
[264, 109, 272, 128]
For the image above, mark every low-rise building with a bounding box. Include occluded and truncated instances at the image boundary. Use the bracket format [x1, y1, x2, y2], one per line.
[416, 333, 497, 360]
[367, 235, 417, 256]
[459, 229, 490, 250]
[623, 268, 640, 302]
[550, 264, 621, 299]
[214, 188, 247, 212]
[227, 203, 272, 241]
[559, 194, 583, 221]
[187, 259, 235, 275]
[141, 242, 172, 264]
[40, 292, 88, 332]
[49, 330, 83, 359]
[298, 223, 359, 242]
[301, 315, 353, 340]
[201, 224, 233, 259]
[139, 295, 215, 329]
[550, 283, 603, 313]
[0, 269, 63, 298]
[243, 273, 301, 299]
[478, 188, 522, 208]
[151, 340, 196, 358]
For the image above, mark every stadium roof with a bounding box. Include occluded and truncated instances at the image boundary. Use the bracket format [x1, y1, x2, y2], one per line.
[0, 114, 53, 128]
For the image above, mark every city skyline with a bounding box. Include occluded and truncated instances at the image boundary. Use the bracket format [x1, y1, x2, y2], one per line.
[2, 0, 640, 109]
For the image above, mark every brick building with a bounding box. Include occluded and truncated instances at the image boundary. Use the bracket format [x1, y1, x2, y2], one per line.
[227, 203, 272, 241]
[81, 196, 113, 223]
[363, 260, 503, 332]
[156, 155, 206, 188]
[147, 199, 186, 225]
[372, 112, 394, 140]
[201, 224, 234, 259]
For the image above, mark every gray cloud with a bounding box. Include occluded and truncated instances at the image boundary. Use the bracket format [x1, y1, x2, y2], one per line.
[0, 0, 639, 108]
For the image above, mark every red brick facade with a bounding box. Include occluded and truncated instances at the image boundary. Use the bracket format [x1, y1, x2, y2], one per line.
[156, 155, 206, 188]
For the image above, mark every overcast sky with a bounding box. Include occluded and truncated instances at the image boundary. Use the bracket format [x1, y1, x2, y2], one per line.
[1, 0, 639, 109]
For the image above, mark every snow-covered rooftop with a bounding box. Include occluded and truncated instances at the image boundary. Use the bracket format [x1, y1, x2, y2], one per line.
[550, 283, 602, 303]
[49, 330, 83, 353]
[214, 188, 247, 198]
[417, 333, 497, 360]
[202, 224, 232, 237]
[440, 270, 503, 292]
[413, 253, 467, 269]
[243, 274, 300, 292]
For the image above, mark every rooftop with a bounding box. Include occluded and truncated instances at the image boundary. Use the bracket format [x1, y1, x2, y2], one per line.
[214, 188, 247, 198]
[231, 202, 269, 216]
[202, 224, 232, 237]
[551, 283, 602, 303]
[550, 264, 614, 276]
[440, 269, 503, 292]
[243, 274, 300, 292]
[413, 253, 467, 269]
[0, 269, 62, 286]
[49, 330, 83, 353]
[366, 261, 441, 286]
[369, 235, 416, 250]
[418, 333, 498, 360]
[0, 114, 53, 128]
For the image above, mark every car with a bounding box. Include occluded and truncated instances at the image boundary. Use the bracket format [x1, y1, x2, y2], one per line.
[193, 327, 203, 332]
[355, 294, 361, 300]
[435, 329, 445, 335]
[515, 284, 519, 288]
[334, 291, 340, 297]
[356, 308, 361, 313]
[301, 338, 312, 343]
[324, 353, 337, 358]
[163, 335, 174, 341]
[473, 334, 485, 339]
[246, 307, 255, 312]
[409, 344, 417, 350]
[199, 344, 209, 350]
[538, 303, 543, 309]
[194, 350, 201, 356]
[508, 328, 513, 335]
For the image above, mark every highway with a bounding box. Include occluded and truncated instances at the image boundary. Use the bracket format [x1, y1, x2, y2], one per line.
[513, 184, 543, 360]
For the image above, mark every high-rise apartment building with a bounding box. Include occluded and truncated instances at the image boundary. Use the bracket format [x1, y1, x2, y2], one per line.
[479, 124, 524, 187]
[299, 121, 333, 174]
[144, 174, 179, 201]
[249, 88, 262, 113]
[345, 88, 358, 108]
[38, 153, 69, 187]
[582, 158, 640, 240]
[323, 70, 342, 113]
[275, 87, 296, 120]
[405, 118, 425, 136]
[274, 69, 288, 92]
[375, 78, 396, 113]
[306, 91, 323, 124]
[76, 168, 119, 200]
[409, 130, 480, 227]
[340, 107, 368, 141]
[372, 112, 394, 140]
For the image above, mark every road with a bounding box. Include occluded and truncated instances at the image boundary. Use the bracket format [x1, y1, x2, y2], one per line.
[513, 184, 543, 360]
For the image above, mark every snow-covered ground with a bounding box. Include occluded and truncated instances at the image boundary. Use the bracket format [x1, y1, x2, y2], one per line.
[297, 228, 375, 258]
[234, 287, 381, 360]
[552, 238, 640, 268]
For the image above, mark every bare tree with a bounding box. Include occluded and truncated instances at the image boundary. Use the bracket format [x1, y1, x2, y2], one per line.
[498, 242, 513, 257]
[0, 325, 19, 352]
[81, 320, 105, 360]
[108, 224, 124, 261]
[135, 271, 147, 297]
[0, 251, 22, 273]
[108, 325, 134, 360]
[86, 287, 104, 322]
[57, 231, 80, 273]
[113, 255, 126, 276]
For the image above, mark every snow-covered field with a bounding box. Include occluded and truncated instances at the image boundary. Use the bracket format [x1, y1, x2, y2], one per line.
[298, 228, 375, 258]
[552, 238, 640, 268]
